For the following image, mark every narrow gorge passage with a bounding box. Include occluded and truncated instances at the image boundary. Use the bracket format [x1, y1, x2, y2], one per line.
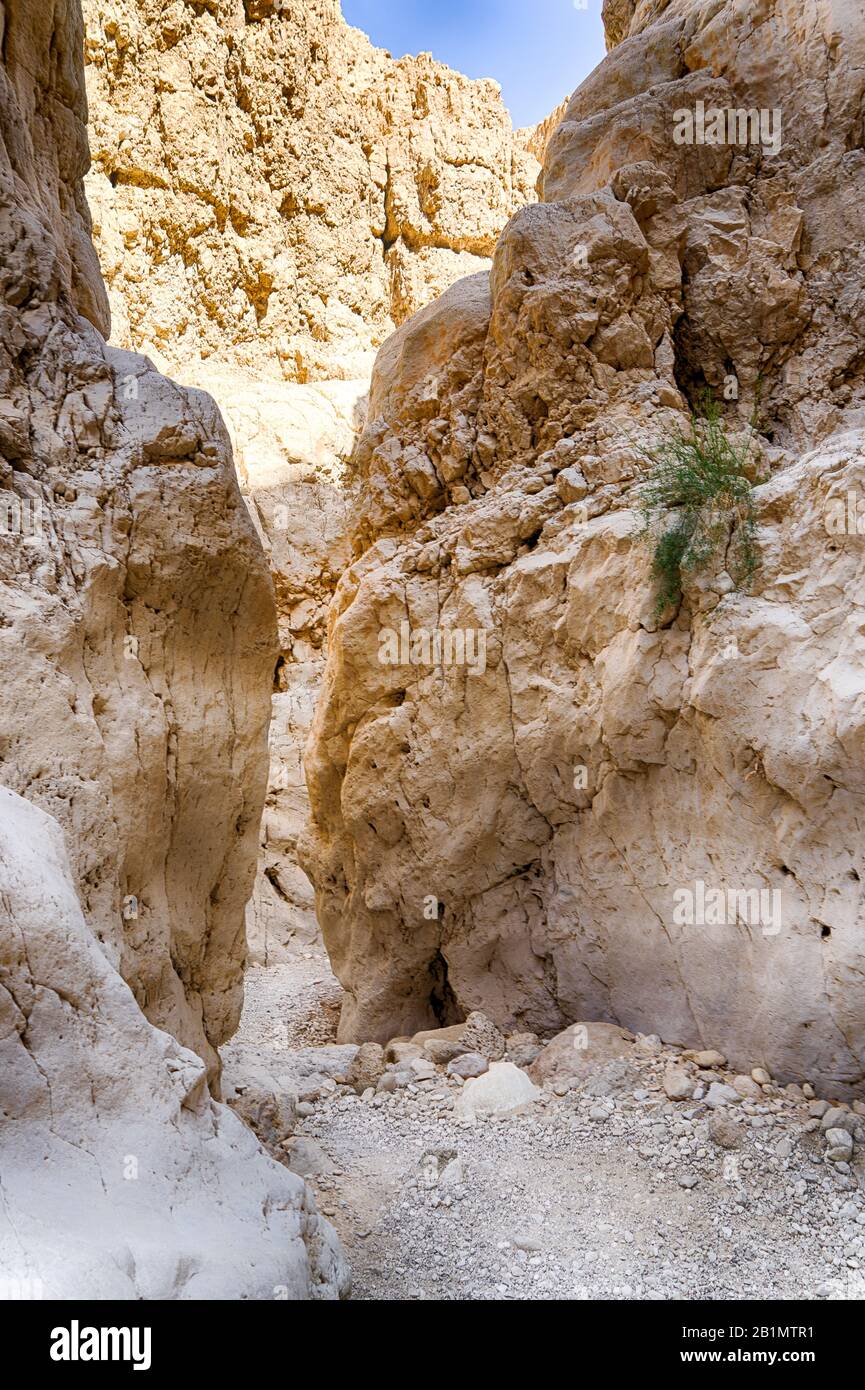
[3, 0, 865, 1324]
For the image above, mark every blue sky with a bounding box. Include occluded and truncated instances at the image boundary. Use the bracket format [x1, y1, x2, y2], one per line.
[341, 0, 608, 128]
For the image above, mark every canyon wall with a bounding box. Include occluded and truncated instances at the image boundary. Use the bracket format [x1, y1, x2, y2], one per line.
[302, 0, 865, 1094]
[83, 0, 538, 381]
[0, 0, 347, 1297]
[82, 0, 543, 959]
[0, 0, 277, 1075]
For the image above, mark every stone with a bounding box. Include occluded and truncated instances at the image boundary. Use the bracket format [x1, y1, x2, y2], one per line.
[454, 1062, 540, 1122]
[81, 0, 547, 973]
[83, 0, 538, 382]
[409, 1057, 439, 1083]
[460, 1011, 507, 1062]
[825, 1129, 854, 1163]
[0, 788, 348, 1299]
[385, 1041, 425, 1066]
[733, 1074, 763, 1100]
[506, 1032, 543, 1067]
[300, 0, 865, 1099]
[0, 0, 277, 1085]
[663, 1065, 694, 1102]
[528, 1023, 635, 1089]
[424, 1037, 470, 1065]
[821, 1109, 861, 1137]
[705, 1084, 742, 1110]
[448, 1053, 490, 1079]
[346, 1042, 386, 1094]
[284, 1137, 334, 1179]
[751, 1068, 772, 1086]
[809, 1100, 831, 1119]
[693, 1052, 728, 1070]
[708, 1112, 742, 1150]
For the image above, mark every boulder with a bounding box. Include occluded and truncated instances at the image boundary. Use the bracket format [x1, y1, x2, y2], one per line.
[529, 1023, 635, 1089]
[0, 788, 348, 1299]
[454, 1062, 540, 1122]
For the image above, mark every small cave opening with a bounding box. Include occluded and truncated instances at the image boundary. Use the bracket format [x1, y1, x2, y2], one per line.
[427, 948, 460, 1027]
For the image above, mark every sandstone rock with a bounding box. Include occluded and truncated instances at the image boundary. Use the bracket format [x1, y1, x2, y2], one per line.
[82, 2, 545, 976]
[386, 1040, 424, 1066]
[448, 1053, 490, 1079]
[302, 0, 865, 1095]
[693, 1052, 728, 1070]
[705, 1084, 742, 1110]
[529, 1024, 635, 1089]
[506, 1032, 543, 1068]
[663, 1065, 694, 1102]
[454, 1062, 540, 1122]
[751, 1068, 772, 1086]
[0, 0, 276, 1081]
[409, 1057, 439, 1083]
[346, 1042, 386, 1094]
[0, 788, 348, 1299]
[820, 1109, 861, 1137]
[83, 0, 538, 384]
[460, 1011, 507, 1062]
[733, 1074, 763, 1100]
[826, 1129, 854, 1163]
[708, 1112, 742, 1151]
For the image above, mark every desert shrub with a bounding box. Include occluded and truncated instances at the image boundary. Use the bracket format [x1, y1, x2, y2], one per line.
[635, 395, 764, 616]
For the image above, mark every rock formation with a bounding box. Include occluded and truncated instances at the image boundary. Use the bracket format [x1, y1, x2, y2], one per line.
[0, 0, 349, 1299]
[82, 0, 543, 961]
[302, 0, 865, 1094]
[0, 0, 278, 1076]
[0, 786, 348, 1298]
[83, 0, 538, 381]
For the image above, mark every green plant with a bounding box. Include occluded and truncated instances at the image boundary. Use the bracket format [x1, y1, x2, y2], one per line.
[635, 394, 764, 617]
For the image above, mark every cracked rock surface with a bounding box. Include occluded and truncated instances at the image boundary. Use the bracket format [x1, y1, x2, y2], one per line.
[302, 0, 865, 1091]
[0, 0, 277, 1077]
[0, 787, 348, 1299]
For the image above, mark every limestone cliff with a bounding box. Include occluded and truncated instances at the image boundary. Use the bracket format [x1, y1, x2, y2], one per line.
[0, 0, 276, 1075]
[82, 0, 542, 961]
[0, 0, 348, 1300]
[83, 0, 538, 382]
[0, 787, 348, 1298]
[302, 0, 865, 1094]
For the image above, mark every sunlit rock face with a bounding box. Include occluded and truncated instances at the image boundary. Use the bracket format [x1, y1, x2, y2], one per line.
[82, 0, 539, 383]
[302, 0, 865, 1093]
[82, 0, 545, 962]
[0, 0, 276, 1076]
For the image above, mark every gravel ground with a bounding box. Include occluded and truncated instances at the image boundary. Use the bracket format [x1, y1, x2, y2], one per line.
[226, 949, 865, 1302]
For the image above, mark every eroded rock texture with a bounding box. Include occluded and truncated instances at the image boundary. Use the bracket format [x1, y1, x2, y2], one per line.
[303, 0, 865, 1093]
[82, 0, 543, 960]
[0, 0, 276, 1077]
[0, 787, 348, 1299]
[83, 0, 538, 382]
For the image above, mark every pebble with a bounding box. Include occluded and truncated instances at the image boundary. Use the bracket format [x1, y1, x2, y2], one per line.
[733, 1074, 763, 1100]
[694, 1050, 727, 1069]
[825, 1128, 854, 1162]
[663, 1064, 694, 1102]
[705, 1082, 741, 1109]
[751, 1067, 771, 1086]
[708, 1111, 742, 1149]
[447, 1052, 489, 1079]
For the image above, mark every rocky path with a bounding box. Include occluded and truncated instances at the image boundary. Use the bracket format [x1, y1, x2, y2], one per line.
[223, 952, 865, 1301]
